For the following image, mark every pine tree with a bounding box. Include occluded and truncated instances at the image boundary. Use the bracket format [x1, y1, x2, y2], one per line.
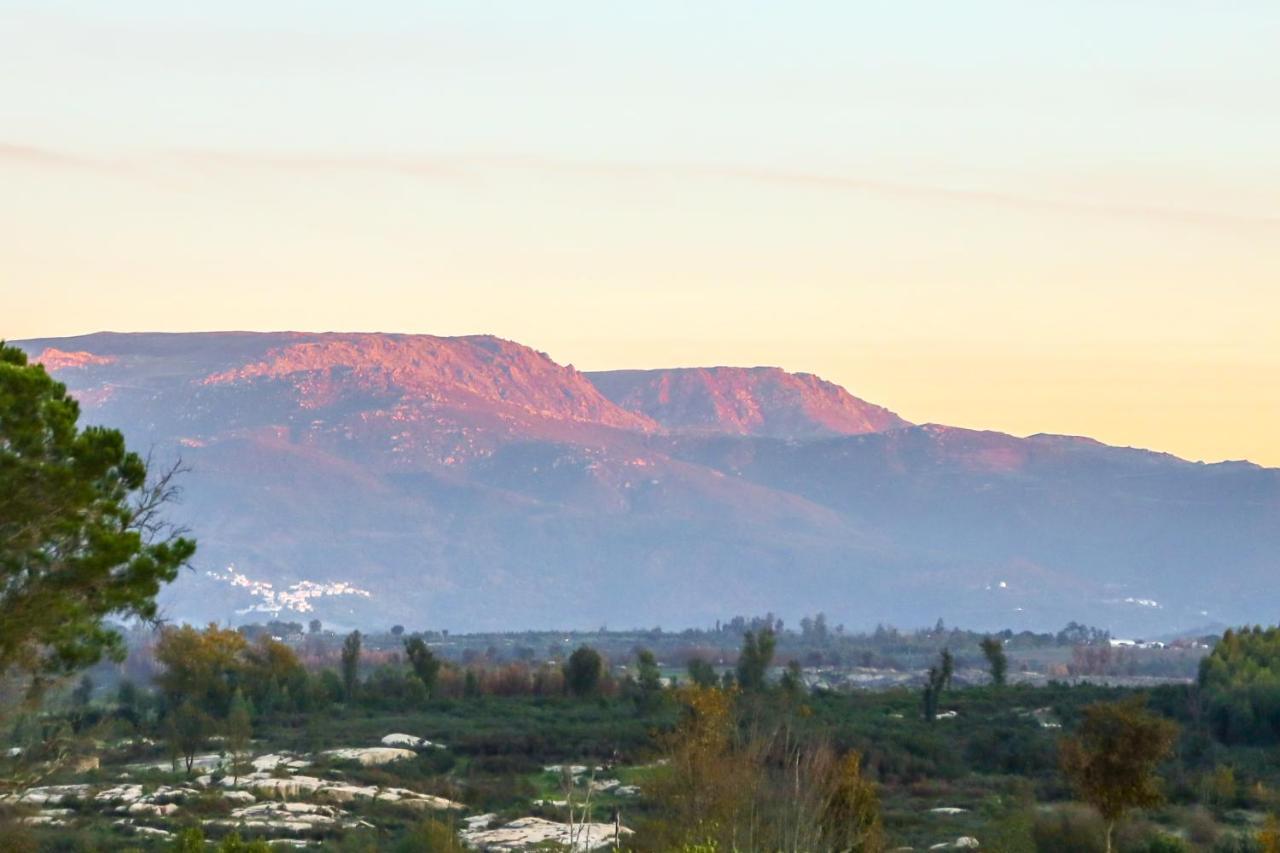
[0, 343, 195, 683]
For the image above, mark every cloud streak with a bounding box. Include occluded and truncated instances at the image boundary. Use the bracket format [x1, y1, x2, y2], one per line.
[5, 141, 1277, 232]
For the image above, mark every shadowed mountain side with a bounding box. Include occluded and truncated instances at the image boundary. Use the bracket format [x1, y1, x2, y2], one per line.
[656, 426, 1280, 629]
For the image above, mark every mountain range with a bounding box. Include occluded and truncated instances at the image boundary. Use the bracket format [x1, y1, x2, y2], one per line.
[11, 331, 1278, 634]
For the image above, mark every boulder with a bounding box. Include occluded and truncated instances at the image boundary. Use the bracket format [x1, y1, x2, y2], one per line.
[381, 733, 443, 749]
[322, 747, 416, 766]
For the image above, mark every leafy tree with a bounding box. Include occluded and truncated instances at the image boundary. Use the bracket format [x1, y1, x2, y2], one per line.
[819, 750, 884, 852]
[404, 636, 442, 696]
[226, 689, 253, 784]
[391, 624, 405, 637]
[1059, 696, 1178, 853]
[633, 648, 664, 711]
[154, 624, 248, 716]
[636, 648, 662, 694]
[939, 648, 954, 690]
[736, 629, 776, 692]
[1200, 626, 1280, 743]
[168, 700, 212, 775]
[463, 668, 481, 699]
[308, 619, 322, 634]
[921, 649, 953, 722]
[779, 660, 805, 701]
[981, 636, 1008, 686]
[154, 624, 303, 717]
[341, 630, 362, 701]
[687, 657, 718, 688]
[643, 685, 748, 849]
[116, 679, 142, 729]
[564, 645, 604, 697]
[0, 343, 195, 683]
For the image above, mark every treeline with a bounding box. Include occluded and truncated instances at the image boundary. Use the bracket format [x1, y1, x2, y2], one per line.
[1200, 626, 1280, 744]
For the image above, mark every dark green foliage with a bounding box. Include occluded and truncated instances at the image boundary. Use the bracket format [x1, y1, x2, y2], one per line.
[736, 628, 776, 692]
[405, 636, 442, 696]
[636, 648, 661, 694]
[341, 630, 362, 701]
[981, 636, 1008, 686]
[687, 656, 717, 688]
[0, 342, 195, 679]
[780, 659, 805, 700]
[1200, 627, 1280, 744]
[168, 699, 212, 774]
[921, 651, 951, 722]
[564, 645, 604, 697]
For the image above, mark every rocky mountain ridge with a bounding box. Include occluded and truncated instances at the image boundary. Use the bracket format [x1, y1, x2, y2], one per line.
[12, 331, 1277, 633]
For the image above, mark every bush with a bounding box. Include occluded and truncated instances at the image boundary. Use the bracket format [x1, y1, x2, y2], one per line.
[1032, 805, 1106, 853]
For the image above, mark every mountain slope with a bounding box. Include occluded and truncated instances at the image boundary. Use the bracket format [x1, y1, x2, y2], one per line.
[587, 366, 910, 437]
[11, 331, 1277, 633]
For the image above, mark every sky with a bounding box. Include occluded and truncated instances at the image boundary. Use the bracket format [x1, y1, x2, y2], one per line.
[2, 1, 1278, 465]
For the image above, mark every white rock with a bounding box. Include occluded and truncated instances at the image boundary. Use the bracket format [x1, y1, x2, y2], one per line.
[95, 784, 144, 804]
[322, 747, 416, 766]
[128, 801, 179, 817]
[381, 733, 439, 749]
[250, 752, 312, 773]
[460, 816, 633, 851]
[19, 815, 66, 826]
[1, 784, 91, 806]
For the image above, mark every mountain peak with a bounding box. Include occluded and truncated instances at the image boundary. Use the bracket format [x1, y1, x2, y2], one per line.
[191, 332, 657, 431]
[586, 365, 910, 437]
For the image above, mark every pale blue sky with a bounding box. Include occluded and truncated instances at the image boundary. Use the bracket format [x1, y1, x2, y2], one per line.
[2, 1, 1278, 463]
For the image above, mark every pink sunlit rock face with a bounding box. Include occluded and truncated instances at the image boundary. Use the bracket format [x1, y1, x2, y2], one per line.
[202, 334, 656, 432]
[587, 366, 910, 437]
[32, 348, 117, 371]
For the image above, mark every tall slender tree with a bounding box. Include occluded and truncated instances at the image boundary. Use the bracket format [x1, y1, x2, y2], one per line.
[980, 636, 1008, 687]
[341, 630, 362, 702]
[404, 636, 441, 697]
[736, 629, 777, 692]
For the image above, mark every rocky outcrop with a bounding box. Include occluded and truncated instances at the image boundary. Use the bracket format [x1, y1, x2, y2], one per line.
[381, 733, 445, 749]
[460, 815, 633, 851]
[321, 746, 416, 766]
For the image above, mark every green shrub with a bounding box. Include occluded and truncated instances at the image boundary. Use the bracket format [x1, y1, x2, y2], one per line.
[1031, 805, 1106, 853]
